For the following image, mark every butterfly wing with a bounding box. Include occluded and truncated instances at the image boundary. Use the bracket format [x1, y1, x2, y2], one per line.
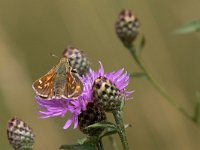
[70, 72, 84, 98]
[63, 72, 83, 99]
[32, 67, 56, 99]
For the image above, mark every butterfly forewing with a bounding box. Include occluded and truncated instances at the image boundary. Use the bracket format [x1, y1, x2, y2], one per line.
[32, 67, 56, 99]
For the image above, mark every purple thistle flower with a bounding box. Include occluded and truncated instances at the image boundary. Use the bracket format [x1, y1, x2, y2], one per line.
[35, 62, 132, 129]
[36, 96, 89, 129]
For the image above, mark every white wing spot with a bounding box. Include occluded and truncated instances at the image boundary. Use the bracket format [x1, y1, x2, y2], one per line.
[44, 83, 50, 87]
[38, 86, 42, 89]
[39, 80, 42, 84]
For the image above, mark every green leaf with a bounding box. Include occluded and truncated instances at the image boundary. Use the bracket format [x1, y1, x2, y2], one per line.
[60, 144, 96, 150]
[78, 136, 99, 145]
[77, 137, 88, 145]
[174, 19, 200, 34]
[60, 137, 103, 150]
[131, 72, 147, 79]
[100, 124, 131, 138]
[86, 122, 116, 130]
[100, 126, 118, 138]
[86, 122, 119, 139]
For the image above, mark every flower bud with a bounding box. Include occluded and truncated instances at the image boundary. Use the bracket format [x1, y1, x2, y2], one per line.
[115, 9, 140, 46]
[7, 117, 35, 150]
[92, 76, 123, 112]
[78, 103, 106, 136]
[63, 47, 90, 76]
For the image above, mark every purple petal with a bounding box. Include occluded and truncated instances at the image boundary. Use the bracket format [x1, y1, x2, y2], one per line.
[63, 116, 74, 129]
[73, 116, 78, 129]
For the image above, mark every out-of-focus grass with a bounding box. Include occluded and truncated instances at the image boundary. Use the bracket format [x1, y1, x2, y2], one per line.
[0, 0, 200, 150]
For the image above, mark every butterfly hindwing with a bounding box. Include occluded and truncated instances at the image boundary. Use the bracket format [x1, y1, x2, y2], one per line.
[64, 71, 83, 99]
[71, 72, 84, 97]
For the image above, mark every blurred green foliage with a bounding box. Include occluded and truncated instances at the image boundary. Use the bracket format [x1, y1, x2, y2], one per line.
[175, 20, 200, 34]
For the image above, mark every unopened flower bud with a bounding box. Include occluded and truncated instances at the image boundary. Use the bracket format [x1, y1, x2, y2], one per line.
[63, 47, 90, 76]
[92, 76, 123, 112]
[7, 117, 35, 150]
[115, 9, 140, 46]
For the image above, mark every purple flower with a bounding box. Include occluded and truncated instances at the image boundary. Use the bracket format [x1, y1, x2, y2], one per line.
[35, 62, 132, 129]
[36, 96, 88, 129]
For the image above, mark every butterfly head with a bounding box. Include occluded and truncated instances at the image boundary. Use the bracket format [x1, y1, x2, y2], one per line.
[59, 56, 69, 64]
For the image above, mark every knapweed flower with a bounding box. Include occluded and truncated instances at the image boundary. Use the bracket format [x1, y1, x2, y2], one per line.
[115, 9, 140, 46]
[87, 63, 132, 112]
[35, 62, 132, 129]
[7, 117, 35, 150]
[63, 47, 90, 76]
[78, 102, 106, 136]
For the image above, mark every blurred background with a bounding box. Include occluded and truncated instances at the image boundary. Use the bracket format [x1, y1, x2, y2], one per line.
[0, 0, 200, 149]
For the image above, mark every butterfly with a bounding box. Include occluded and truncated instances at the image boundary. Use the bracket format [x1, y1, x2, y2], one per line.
[32, 56, 83, 100]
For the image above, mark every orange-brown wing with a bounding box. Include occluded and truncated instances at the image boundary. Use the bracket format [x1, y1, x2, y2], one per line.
[63, 72, 83, 99]
[32, 67, 56, 99]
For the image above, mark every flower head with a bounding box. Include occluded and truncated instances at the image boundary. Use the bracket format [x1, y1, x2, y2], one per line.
[78, 102, 107, 136]
[63, 47, 90, 76]
[7, 117, 35, 150]
[84, 62, 133, 111]
[35, 62, 132, 129]
[115, 9, 140, 46]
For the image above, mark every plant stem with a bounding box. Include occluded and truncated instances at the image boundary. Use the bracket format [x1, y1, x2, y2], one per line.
[112, 110, 129, 150]
[108, 135, 119, 150]
[127, 44, 193, 122]
[96, 139, 104, 150]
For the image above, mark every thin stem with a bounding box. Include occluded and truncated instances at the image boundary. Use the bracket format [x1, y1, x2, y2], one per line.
[108, 135, 119, 150]
[96, 139, 104, 150]
[112, 110, 129, 150]
[126, 44, 193, 122]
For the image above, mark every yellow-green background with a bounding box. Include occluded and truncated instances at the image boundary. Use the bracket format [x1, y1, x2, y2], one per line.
[0, 0, 200, 149]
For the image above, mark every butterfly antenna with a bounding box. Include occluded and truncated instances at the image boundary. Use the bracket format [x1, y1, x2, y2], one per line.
[50, 53, 59, 59]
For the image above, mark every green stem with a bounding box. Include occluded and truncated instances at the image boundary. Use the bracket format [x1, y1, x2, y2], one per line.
[112, 110, 129, 150]
[96, 139, 104, 150]
[108, 135, 119, 150]
[127, 44, 193, 121]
